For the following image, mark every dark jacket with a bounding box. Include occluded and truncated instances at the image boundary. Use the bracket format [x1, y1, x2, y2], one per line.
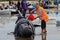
[17, 1, 20, 10]
[21, 0, 27, 10]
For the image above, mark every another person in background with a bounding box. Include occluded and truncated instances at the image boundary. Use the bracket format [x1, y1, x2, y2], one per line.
[16, 0, 21, 10]
[21, 0, 27, 18]
[45, 0, 51, 5]
[54, 0, 58, 5]
[9, 1, 12, 6]
[2, 3, 5, 9]
[11, 1, 16, 9]
[0, 6, 3, 10]
[0, 4, 3, 10]
[45, 0, 51, 9]
[31, 3, 48, 34]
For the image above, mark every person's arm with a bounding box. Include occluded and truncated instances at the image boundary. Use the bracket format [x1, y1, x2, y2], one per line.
[35, 10, 42, 19]
[30, 9, 36, 13]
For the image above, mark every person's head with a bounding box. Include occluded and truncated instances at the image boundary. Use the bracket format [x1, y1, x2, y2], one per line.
[12, 1, 14, 5]
[34, 3, 39, 10]
[34, 3, 44, 9]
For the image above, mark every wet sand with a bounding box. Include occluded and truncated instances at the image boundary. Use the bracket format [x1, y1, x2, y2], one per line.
[0, 15, 60, 40]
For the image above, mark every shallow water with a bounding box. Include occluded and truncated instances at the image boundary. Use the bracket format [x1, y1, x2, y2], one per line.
[0, 13, 60, 40]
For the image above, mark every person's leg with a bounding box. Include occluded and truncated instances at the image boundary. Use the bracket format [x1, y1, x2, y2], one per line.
[41, 20, 46, 34]
[43, 20, 46, 33]
[41, 20, 43, 34]
[23, 9, 26, 18]
[43, 27, 46, 33]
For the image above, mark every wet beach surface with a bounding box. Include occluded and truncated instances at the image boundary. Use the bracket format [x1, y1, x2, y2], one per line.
[0, 14, 60, 40]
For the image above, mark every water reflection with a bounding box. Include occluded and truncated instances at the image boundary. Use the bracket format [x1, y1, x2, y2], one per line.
[14, 33, 47, 40]
[15, 37, 34, 40]
[41, 33, 47, 40]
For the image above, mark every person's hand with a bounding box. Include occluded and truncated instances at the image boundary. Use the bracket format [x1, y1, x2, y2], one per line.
[39, 17, 42, 19]
[34, 18, 36, 19]
[30, 9, 35, 13]
[30, 11, 33, 13]
[34, 17, 38, 19]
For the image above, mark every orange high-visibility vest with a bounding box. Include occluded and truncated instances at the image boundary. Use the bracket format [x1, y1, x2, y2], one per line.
[36, 5, 48, 22]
